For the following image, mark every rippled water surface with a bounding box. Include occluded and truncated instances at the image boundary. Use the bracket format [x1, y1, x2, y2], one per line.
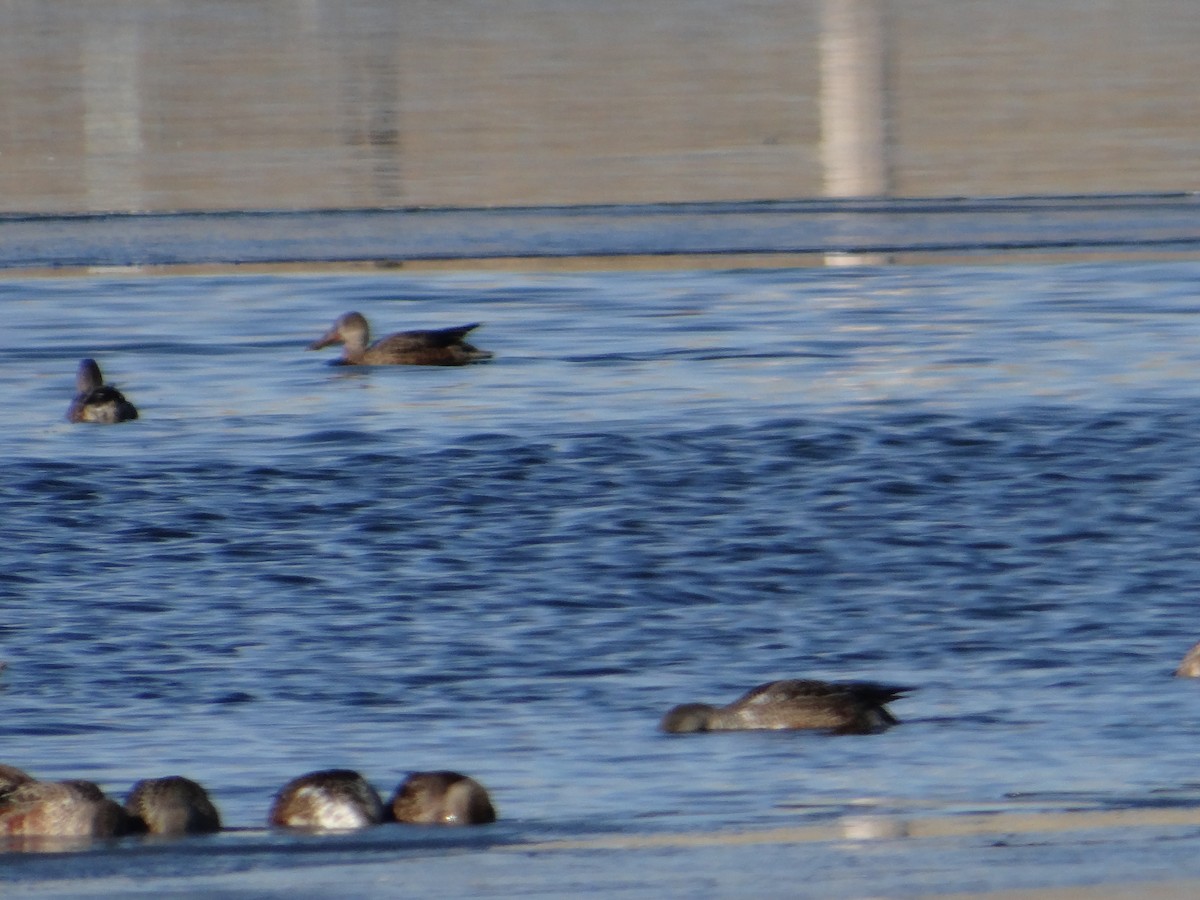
[6, 262, 1200, 895]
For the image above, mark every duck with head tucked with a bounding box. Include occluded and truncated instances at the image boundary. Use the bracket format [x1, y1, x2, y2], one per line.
[660, 679, 913, 735]
[0, 780, 145, 839]
[308, 312, 493, 366]
[389, 771, 496, 826]
[66, 358, 138, 424]
[268, 769, 385, 831]
[124, 775, 221, 835]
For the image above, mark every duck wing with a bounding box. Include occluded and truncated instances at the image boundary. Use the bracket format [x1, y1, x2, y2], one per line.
[735, 679, 911, 709]
[372, 323, 481, 353]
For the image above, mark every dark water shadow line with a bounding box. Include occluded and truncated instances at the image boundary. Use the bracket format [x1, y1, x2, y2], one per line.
[12, 237, 1200, 273]
[2, 191, 1198, 224]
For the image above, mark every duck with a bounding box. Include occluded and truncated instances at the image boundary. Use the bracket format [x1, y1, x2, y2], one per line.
[0, 780, 145, 838]
[124, 775, 221, 835]
[268, 769, 385, 830]
[1176, 640, 1200, 677]
[660, 679, 912, 735]
[308, 312, 493, 366]
[66, 358, 138, 423]
[388, 771, 496, 826]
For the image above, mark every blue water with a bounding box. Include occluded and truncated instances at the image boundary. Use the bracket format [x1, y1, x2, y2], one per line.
[7, 195, 1200, 268]
[6, 261, 1200, 893]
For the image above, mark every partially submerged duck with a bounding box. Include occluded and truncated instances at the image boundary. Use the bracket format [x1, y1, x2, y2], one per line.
[389, 771, 496, 826]
[1176, 640, 1200, 677]
[660, 679, 912, 735]
[124, 775, 221, 835]
[66, 358, 138, 423]
[268, 769, 385, 830]
[308, 312, 493, 366]
[0, 780, 144, 838]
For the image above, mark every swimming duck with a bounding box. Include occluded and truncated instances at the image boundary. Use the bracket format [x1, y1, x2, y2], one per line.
[660, 679, 912, 735]
[388, 771, 496, 826]
[268, 769, 385, 830]
[66, 358, 138, 423]
[1176, 640, 1200, 677]
[308, 312, 493, 366]
[124, 775, 221, 835]
[0, 780, 144, 838]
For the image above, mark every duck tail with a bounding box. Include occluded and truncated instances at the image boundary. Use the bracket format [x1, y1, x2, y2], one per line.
[845, 682, 914, 706]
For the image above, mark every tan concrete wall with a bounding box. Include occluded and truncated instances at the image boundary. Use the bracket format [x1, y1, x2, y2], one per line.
[0, 1, 1197, 212]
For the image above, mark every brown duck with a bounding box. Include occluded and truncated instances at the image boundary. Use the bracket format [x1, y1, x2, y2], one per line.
[66, 358, 138, 423]
[660, 679, 912, 735]
[124, 775, 221, 835]
[0, 780, 144, 838]
[308, 312, 493, 366]
[268, 769, 385, 831]
[388, 771, 496, 826]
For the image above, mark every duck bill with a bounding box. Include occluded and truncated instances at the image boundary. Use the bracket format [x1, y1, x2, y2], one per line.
[308, 329, 340, 350]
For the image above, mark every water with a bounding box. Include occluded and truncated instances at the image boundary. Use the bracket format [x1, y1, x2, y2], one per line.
[6, 261, 1200, 894]
[8, 195, 1200, 269]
